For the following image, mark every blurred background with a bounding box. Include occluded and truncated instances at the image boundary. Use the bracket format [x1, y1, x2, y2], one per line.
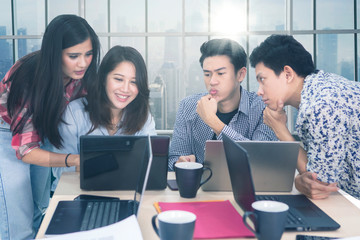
[1, 0, 359, 133]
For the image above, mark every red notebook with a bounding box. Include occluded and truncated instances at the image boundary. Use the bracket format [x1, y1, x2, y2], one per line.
[154, 200, 255, 239]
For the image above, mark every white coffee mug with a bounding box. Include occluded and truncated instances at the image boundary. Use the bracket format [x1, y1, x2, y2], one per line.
[152, 210, 196, 240]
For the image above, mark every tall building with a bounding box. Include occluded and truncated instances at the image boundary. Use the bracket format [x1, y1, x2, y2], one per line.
[0, 26, 12, 79]
[158, 34, 182, 129]
[158, 61, 179, 129]
[17, 28, 27, 58]
[318, 34, 338, 73]
[149, 76, 166, 129]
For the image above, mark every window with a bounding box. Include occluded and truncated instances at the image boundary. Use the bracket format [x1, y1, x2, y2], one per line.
[1, 0, 359, 132]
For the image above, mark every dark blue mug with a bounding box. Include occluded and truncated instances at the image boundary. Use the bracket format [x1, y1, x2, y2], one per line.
[152, 210, 196, 240]
[174, 162, 212, 198]
[243, 200, 289, 240]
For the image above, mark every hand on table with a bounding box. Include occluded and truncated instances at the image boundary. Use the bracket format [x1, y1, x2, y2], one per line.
[295, 172, 338, 200]
[177, 155, 196, 163]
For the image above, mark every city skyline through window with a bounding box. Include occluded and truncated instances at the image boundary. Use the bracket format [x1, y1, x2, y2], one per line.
[1, 0, 359, 132]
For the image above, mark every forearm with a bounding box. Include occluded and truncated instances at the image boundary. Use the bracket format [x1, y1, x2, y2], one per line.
[270, 123, 293, 141]
[275, 129, 308, 173]
[22, 148, 79, 167]
[206, 115, 225, 136]
[297, 147, 308, 173]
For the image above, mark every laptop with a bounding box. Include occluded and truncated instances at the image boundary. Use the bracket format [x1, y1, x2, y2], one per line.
[201, 140, 299, 192]
[45, 135, 153, 235]
[223, 134, 340, 231]
[79, 135, 170, 190]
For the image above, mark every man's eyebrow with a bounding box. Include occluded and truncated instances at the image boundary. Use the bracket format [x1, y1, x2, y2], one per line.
[214, 67, 226, 72]
[203, 67, 226, 72]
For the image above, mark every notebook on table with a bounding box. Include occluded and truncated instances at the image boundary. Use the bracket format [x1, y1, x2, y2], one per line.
[80, 135, 170, 190]
[45, 135, 153, 235]
[154, 200, 254, 239]
[222, 134, 340, 231]
[201, 140, 299, 192]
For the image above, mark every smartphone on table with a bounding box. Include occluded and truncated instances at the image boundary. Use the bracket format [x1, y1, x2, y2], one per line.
[167, 179, 178, 190]
[296, 235, 339, 240]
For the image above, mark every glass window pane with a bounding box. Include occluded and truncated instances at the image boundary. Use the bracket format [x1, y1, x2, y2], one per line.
[293, 0, 313, 30]
[358, 36, 360, 81]
[210, 0, 247, 33]
[0, 1, 12, 35]
[85, 0, 108, 33]
[316, 0, 354, 30]
[148, 0, 182, 32]
[99, 37, 109, 59]
[249, 0, 286, 31]
[48, 0, 79, 22]
[185, 37, 208, 97]
[185, 0, 208, 32]
[15, 0, 45, 35]
[16, 38, 41, 59]
[358, 0, 360, 29]
[0, 40, 13, 79]
[148, 37, 182, 130]
[110, 0, 145, 32]
[110, 37, 145, 60]
[317, 34, 354, 80]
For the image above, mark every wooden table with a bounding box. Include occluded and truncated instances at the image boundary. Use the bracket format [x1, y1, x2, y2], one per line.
[37, 172, 360, 239]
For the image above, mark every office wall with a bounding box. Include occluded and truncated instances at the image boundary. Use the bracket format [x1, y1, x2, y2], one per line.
[1, 0, 359, 132]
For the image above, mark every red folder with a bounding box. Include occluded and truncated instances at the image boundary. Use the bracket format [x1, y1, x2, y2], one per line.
[154, 200, 255, 239]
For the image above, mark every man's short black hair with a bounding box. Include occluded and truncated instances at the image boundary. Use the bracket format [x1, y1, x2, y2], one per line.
[249, 34, 316, 77]
[199, 38, 247, 73]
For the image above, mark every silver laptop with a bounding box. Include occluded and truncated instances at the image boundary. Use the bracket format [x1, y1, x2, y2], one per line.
[45, 135, 153, 235]
[201, 140, 299, 192]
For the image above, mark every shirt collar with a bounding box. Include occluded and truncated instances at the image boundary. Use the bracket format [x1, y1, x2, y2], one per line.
[238, 86, 250, 116]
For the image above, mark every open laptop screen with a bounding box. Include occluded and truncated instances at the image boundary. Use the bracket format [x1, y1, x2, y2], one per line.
[80, 135, 151, 190]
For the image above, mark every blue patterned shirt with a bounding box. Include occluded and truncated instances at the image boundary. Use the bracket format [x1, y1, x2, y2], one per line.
[296, 70, 360, 199]
[168, 87, 278, 170]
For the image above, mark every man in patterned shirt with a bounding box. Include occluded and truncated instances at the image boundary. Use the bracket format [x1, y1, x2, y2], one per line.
[168, 38, 277, 170]
[250, 34, 360, 200]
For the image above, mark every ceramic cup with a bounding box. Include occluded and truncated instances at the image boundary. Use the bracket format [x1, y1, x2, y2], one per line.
[152, 210, 196, 240]
[174, 162, 212, 198]
[243, 200, 289, 240]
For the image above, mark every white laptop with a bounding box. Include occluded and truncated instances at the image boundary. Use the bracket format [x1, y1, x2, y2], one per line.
[201, 140, 299, 192]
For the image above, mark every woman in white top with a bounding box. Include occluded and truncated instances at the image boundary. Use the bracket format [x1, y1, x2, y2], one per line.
[52, 46, 156, 189]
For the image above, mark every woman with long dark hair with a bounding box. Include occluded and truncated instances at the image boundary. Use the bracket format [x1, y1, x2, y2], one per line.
[0, 14, 100, 239]
[51, 45, 156, 187]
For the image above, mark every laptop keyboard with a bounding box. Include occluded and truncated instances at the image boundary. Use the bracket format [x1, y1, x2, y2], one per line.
[255, 195, 305, 225]
[80, 201, 118, 231]
[80, 201, 137, 231]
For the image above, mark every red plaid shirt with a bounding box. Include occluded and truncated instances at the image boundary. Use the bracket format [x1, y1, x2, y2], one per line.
[0, 63, 85, 159]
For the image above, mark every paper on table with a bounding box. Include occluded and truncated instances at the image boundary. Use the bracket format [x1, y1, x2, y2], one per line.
[37, 215, 143, 240]
[155, 200, 255, 239]
[338, 237, 360, 240]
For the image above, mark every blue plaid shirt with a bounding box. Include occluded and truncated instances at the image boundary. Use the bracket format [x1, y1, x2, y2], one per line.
[168, 87, 278, 170]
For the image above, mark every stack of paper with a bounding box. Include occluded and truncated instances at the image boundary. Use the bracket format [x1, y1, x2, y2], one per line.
[37, 215, 143, 240]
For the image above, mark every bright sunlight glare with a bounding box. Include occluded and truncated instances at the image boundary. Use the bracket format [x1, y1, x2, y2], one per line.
[211, 3, 247, 33]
